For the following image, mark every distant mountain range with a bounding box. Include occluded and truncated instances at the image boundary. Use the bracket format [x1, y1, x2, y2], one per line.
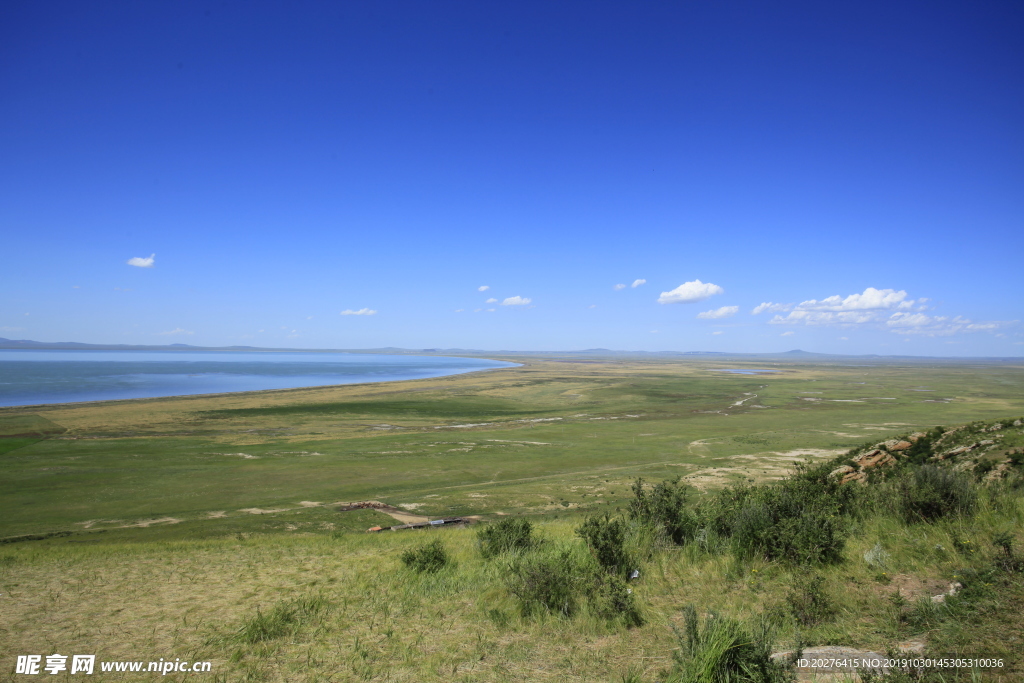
[0, 337, 1020, 362]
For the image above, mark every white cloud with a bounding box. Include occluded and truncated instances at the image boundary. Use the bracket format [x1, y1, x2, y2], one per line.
[340, 308, 377, 316]
[658, 279, 724, 304]
[72, 285, 80, 289]
[588, 304, 597, 309]
[697, 305, 739, 320]
[127, 253, 155, 268]
[501, 296, 531, 306]
[885, 313, 1017, 337]
[454, 309, 464, 313]
[478, 285, 490, 291]
[797, 287, 913, 312]
[485, 298, 498, 303]
[768, 287, 922, 326]
[613, 283, 626, 291]
[631, 279, 646, 288]
[158, 327, 193, 336]
[0, 326, 24, 332]
[712, 330, 724, 335]
[781, 331, 794, 337]
[839, 337, 849, 340]
[752, 302, 791, 315]
[487, 308, 496, 312]
[306, 316, 313, 320]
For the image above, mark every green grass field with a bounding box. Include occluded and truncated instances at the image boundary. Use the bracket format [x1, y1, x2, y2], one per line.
[1, 357, 1023, 681]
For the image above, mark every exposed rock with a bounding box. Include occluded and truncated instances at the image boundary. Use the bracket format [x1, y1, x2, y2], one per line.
[1014, 419, 1022, 427]
[853, 449, 896, 469]
[932, 581, 963, 603]
[830, 465, 856, 479]
[908, 432, 926, 442]
[889, 440, 913, 452]
[978, 439, 995, 447]
[940, 444, 975, 459]
[841, 471, 867, 485]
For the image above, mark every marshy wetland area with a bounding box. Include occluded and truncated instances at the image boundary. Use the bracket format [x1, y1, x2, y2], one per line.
[2, 357, 1024, 682]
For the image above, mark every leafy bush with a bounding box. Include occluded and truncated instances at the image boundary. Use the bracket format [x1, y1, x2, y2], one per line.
[895, 465, 977, 523]
[668, 605, 792, 683]
[903, 426, 944, 464]
[477, 517, 535, 558]
[576, 514, 633, 575]
[593, 574, 644, 627]
[400, 538, 451, 573]
[629, 477, 700, 545]
[506, 546, 589, 617]
[712, 466, 852, 565]
[785, 574, 834, 627]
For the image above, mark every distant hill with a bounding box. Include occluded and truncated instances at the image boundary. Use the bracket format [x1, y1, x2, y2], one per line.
[0, 337, 1019, 362]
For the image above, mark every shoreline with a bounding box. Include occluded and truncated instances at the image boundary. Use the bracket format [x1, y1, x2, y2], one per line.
[0, 353, 521, 411]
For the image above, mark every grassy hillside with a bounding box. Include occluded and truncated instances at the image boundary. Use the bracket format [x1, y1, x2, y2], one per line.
[1, 359, 1023, 681]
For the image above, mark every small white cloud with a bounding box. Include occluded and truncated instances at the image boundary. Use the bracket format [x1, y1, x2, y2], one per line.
[127, 253, 155, 268]
[158, 327, 194, 336]
[697, 305, 739, 320]
[752, 302, 791, 315]
[72, 285, 80, 289]
[501, 296, 531, 306]
[478, 285, 490, 292]
[487, 308, 496, 312]
[485, 298, 498, 303]
[658, 279, 724, 304]
[613, 283, 627, 291]
[631, 279, 646, 288]
[839, 337, 849, 340]
[650, 330, 659, 334]
[712, 330, 724, 335]
[340, 308, 377, 316]
[588, 304, 597, 309]
[0, 326, 25, 332]
[306, 316, 314, 320]
[474, 308, 482, 313]
[781, 331, 794, 337]
[454, 309, 464, 313]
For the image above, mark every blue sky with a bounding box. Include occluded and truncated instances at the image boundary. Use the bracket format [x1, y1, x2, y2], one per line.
[2, 1, 1021, 355]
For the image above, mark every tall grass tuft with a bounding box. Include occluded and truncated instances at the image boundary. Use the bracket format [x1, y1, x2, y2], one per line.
[668, 605, 792, 683]
[894, 465, 977, 523]
[235, 594, 328, 644]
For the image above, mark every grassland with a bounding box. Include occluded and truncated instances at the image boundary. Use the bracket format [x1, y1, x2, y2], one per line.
[1, 356, 1023, 681]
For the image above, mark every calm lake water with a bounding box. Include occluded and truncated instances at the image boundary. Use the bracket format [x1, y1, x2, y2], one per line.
[0, 350, 518, 407]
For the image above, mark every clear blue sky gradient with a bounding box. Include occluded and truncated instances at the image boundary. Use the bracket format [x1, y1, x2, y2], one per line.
[2, 1, 1021, 354]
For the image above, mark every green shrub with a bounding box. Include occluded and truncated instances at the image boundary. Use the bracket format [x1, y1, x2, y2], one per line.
[576, 514, 632, 575]
[400, 538, 451, 573]
[593, 574, 644, 627]
[904, 426, 944, 464]
[785, 574, 834, 627]
[629, 477, 700, 545]
[477, 517, 535, 558]
[896, 465, 977, 523]
[506, 546, 589, 617]
[668, 605, 792, 683]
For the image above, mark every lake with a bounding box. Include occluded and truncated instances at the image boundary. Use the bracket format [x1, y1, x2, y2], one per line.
[0, 350, 518, 407]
